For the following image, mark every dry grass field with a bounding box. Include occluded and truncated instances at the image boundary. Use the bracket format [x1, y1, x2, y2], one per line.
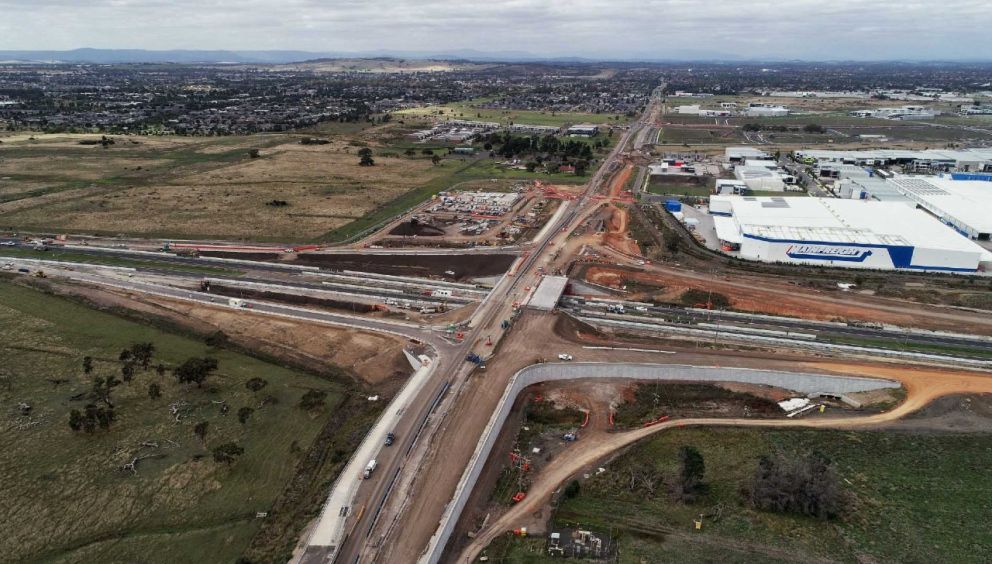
[0, 130, 440, 240]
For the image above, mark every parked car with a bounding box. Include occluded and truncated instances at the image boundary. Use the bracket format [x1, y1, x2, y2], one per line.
[557, 353, 573, 361]
[385, 432, 396, 446]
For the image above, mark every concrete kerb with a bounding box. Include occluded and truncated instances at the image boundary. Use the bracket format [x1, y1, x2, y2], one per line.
[419, 362, 899, 564]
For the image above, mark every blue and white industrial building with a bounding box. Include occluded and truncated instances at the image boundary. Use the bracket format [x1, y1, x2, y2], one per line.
[710, 195, 992, 273]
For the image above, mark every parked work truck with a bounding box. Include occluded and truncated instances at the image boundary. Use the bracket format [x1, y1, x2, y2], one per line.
[228, 298, 246, 308]
[363, 459, 377, 479]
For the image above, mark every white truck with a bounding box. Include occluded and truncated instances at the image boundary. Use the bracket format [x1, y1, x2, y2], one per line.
[363, 459, 377, 479]
[431, 289, 453, 298]
[228, 298, 246, 308]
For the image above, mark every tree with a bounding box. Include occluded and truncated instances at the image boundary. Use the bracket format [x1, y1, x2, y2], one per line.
[359, 154, 375, 166]
[404, 148, 416, 156]
[121, 363, 135, 383]
[245, 377, 268, 393]
[194, 421, 209, 443]
[148, 382, 161, 399]
[238, 406, 254, 425]
[130, 342, 155, 369]
[421, 148, 434, 156]
[299, 389, 327, 411]
[92, 374, 121, 407]
[431, 154, 441, 166]
[248, 148, 260, 158]
[750, 451, 845, 519]
[68, 409, 83, 431]
[564, 479, 581, 499]
[155, 363, 166, 378]
[677, 446, 706, 502]
[357, 147, 373, 158]
[174, 357, 218, 388]
[118, 349, 133, 363]
[70, 403, 115, 433]
[82, 356, 94, 375]
[213, 442, 245, 465]
[525, 161, 538, 173]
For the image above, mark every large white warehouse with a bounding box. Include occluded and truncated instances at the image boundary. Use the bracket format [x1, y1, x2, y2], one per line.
[710, 195, 992, 273]
[886, 175, 992, 241]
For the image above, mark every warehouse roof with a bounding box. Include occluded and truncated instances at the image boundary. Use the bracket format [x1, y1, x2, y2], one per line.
[711, 195, 987, 256]
[795, 148, 992, 164]
[713, 215, 743, 244]
[527, 275, 569, 311]
[888, 175, 992, 235]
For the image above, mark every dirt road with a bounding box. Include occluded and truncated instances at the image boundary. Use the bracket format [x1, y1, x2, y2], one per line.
[458, 361, 992, 561]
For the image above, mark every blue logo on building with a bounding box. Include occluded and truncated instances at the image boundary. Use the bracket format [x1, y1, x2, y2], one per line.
[786, 244, 874, 262]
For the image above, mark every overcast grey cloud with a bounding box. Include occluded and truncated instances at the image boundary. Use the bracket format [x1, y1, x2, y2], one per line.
[1, 0, 990, 60]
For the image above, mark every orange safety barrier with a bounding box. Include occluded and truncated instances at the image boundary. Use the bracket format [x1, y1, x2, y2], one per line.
[642, 415, 670, 428]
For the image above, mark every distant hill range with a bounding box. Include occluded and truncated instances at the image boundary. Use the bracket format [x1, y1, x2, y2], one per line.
[2, 48, 987, 66]
[0, 48, 595, 65]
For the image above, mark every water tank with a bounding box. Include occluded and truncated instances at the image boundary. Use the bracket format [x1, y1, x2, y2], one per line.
[664, 199, 682, 212]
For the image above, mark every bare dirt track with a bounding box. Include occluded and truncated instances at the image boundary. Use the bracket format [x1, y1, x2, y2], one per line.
[457, 357, 992, 562]
[577, 262, 992, 334]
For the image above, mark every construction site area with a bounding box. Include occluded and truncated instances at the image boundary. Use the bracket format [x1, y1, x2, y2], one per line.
[364, 182, 579, 249]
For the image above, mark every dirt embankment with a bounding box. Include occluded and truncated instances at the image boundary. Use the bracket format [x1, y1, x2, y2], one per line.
[293, 252, 516, 281]
[388, 220, 445, 237]
[198, 251, 286, 261]
[602, 206, 642, 257]
[32, 278, 410, 390]
[575, 262, 992, 334]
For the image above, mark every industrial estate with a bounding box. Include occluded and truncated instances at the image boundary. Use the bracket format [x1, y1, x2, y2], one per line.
[2, 45, 992, 564]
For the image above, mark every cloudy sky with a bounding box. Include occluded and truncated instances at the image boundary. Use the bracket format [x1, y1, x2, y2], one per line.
[1, 0, 990, 60]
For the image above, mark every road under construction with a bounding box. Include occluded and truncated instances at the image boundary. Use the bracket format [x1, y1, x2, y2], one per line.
[7, 83, 992, 564]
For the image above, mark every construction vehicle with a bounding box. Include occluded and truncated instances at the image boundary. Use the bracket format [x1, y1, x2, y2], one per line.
[363, 459, 377, 479]
[466, 352, 484, 364]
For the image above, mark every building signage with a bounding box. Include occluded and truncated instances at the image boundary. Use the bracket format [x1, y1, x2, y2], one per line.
[786, 244, 874, 262]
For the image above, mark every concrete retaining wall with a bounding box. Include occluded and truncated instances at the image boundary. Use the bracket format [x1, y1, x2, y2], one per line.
[420, 362, 899, 563]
